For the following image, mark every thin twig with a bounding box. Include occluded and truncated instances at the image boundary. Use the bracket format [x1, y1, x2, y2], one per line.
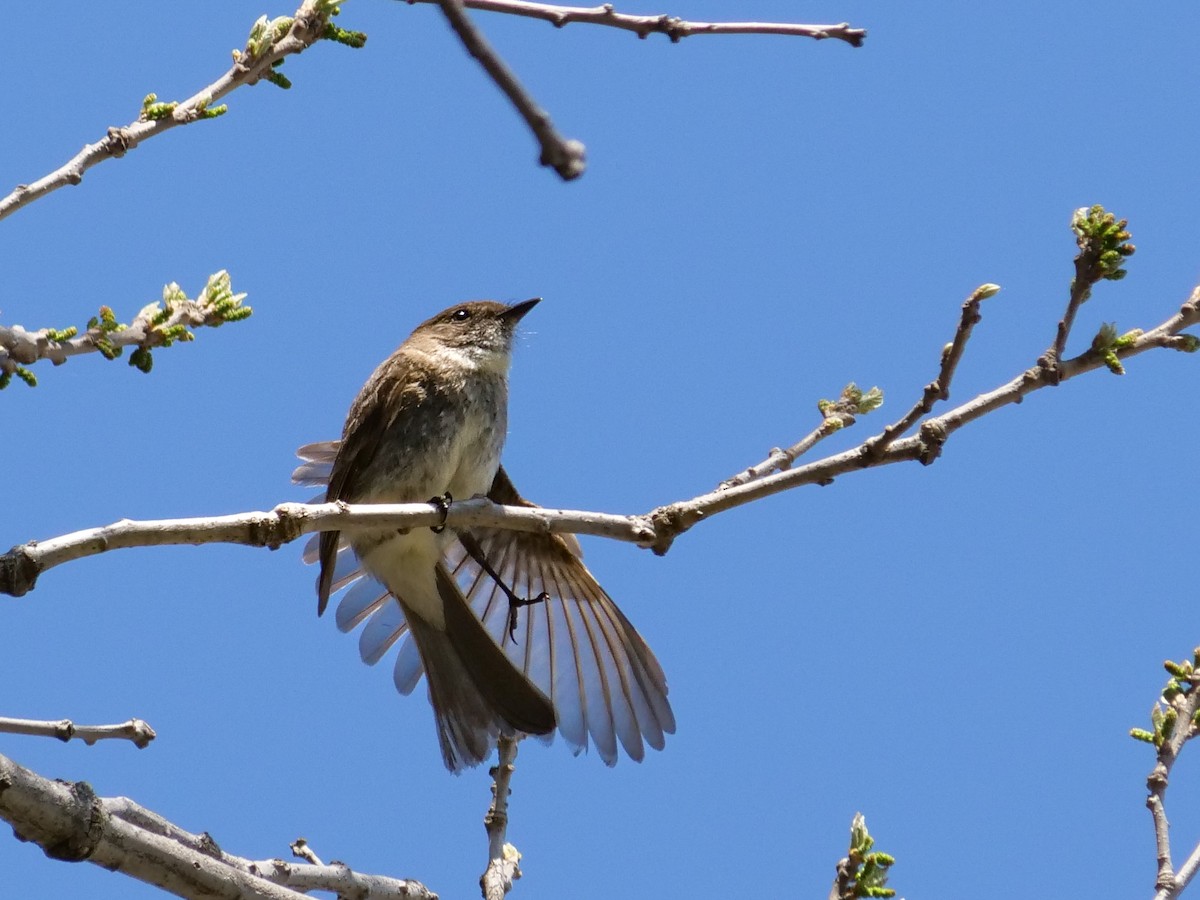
[719, 383, 882, 490]
[863, 283, 999, 460]
[1173, 843, 1200, 900]
[0, 2, 354, 223]
[0, 751, 435, 899]
[1042, 252, 1097, 383]
[720, 422, 833, 491]
[1148, 672, 1200, 900]
[1041, 206, 1135, 382]
[436, 0, 586, 180]
[3, 285, 1197, 591]
[480, 736, 521, 900]
[0, 717, 156, 748]
[406, 0, 866, 47]
[290, 838, 324, 866]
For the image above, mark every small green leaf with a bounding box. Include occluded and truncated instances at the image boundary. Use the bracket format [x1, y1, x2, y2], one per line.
[128, 347, 154, 373]
[856, 387, 884, 414]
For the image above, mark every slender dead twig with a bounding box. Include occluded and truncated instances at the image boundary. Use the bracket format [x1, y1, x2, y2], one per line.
[0, 717, 156, 748]
[435, 0, 585, 180]
[405, 0, 866, 47]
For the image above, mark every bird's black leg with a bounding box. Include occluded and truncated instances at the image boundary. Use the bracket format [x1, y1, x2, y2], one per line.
[428, 492, 452, 534]
[457, 530, 548, 644]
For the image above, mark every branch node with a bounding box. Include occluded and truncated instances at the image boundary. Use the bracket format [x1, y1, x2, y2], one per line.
[42, 781, 106, 862]
[0, 545, 41, 597]
[916, 420, 947, 465]
[647, 504, 702, 555]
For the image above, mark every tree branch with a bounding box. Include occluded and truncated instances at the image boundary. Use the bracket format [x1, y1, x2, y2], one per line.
[0, 1, 364, 223]
[1133, 651, 1200, 900]
[435, 0, 586, 180]
[3, 275, 1197, 594]
[862, 283, 998, 460]
[0, 272, 250, 387]
[0, 717, 156, 748]
[0, 751, 436, 899]
[405, 1, 867, 47]
[480, 736, 522, 899]
[718, 382, 883, 490]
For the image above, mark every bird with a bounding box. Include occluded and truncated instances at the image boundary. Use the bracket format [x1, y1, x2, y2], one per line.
[293, 299, 674, 771]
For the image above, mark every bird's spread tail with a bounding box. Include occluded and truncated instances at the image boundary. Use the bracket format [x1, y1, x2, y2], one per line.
[400, 566, 555, 771]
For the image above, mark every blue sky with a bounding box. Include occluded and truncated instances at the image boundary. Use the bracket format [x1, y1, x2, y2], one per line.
[4, 2, 1200, 897]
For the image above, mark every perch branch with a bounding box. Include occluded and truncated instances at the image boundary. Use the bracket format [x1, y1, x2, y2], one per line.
[3, 281, 1196, 592]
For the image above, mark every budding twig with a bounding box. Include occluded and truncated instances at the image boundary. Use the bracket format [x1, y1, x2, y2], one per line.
[0, 1, 362, 223]
[0, 272, 250, 386]
[1133, 652, 1200, 900]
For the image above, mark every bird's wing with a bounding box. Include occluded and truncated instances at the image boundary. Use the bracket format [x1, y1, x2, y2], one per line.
[291, 444, 675, 765]
[306, 376, 398, 612]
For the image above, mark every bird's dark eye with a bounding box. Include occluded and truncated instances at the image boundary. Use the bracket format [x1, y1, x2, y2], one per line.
[451, 308, 471, 322]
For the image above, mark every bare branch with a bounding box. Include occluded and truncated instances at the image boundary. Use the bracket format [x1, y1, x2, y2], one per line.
[3, 280, 1197, 592]
[862, 283, 999, 460]
[0, 717, 156, 748]
[0, 1, 363, 223]
[406, 1, 867, 47]
[435, 0, 586, 180]
[0, 499, 651, 598]
[0, 751, 436, 899]
[290, 837, 324, 866]
[480, 736, 521, 899]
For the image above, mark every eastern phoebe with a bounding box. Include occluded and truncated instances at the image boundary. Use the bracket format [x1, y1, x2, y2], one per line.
[295, 300, 674, 771]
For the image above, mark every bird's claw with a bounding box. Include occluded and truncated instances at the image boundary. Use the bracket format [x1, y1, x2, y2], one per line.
[507, 591, 550, 643]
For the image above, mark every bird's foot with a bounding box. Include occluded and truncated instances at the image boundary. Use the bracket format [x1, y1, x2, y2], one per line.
[428, 492, 452, 533]
[508, 591, 550, 643]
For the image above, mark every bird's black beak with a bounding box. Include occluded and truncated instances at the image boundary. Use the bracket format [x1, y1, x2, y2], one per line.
[502, 297, 541, 323]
